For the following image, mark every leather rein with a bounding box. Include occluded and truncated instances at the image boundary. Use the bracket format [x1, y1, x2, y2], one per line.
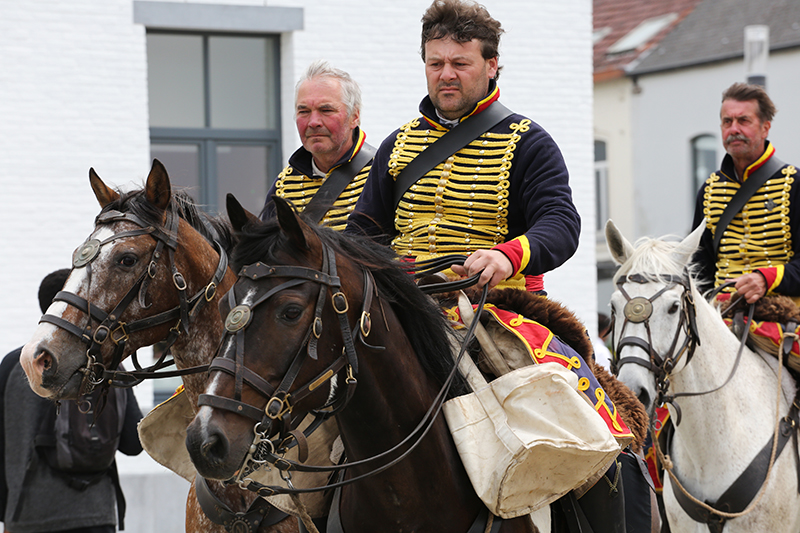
[39, 206, 227, 394]
[197, 247, 487, 500]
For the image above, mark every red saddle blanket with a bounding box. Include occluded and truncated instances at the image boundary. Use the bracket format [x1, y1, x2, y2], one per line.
[447, 303, 634, 443]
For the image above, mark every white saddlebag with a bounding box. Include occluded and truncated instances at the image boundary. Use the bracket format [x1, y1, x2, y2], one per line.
[443, 349, 622, 518]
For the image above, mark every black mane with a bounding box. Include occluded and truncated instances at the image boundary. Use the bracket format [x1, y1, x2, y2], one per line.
[233, 217, 469, 397]
[100, 188, 236, 254]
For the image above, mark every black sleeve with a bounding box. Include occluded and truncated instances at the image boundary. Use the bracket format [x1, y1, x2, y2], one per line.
[117, 387, 143, 456]
[0, 348, 22, 518]
[691, 185, 716, 293]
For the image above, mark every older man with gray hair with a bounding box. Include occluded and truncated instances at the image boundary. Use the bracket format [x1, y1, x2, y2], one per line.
[261, 60, 375, 230]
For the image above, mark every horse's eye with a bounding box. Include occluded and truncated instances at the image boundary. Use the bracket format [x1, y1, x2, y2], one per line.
[118, 255, 137, 268]
[668, 302, 680, 314]
[282, 306, 303, 321]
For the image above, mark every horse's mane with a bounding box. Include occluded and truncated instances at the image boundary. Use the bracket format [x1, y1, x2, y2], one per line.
[100, 188, 236, 254]
[233, 217, 469, 397]
[612, 235, 699, 286]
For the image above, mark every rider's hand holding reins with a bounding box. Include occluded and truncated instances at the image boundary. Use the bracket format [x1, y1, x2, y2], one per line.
[731, 271, 767, 303]
[451, 249, 513, 289]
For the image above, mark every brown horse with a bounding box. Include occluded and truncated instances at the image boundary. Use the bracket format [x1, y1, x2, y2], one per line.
[19, 160, 298, 533]
[185, 196, 539, 532]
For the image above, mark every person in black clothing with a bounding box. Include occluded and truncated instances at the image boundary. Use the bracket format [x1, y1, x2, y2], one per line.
[0, 269, 143, 533]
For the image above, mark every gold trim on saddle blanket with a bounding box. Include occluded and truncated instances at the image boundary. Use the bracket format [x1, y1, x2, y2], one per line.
[446, 303, 634, 444]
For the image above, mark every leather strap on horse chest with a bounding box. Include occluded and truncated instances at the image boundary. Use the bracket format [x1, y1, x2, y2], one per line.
[672, 402, 800, 533]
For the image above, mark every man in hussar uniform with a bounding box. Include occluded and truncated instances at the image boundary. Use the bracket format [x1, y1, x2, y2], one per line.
[693, 82, 800, 304]
[348, 1, 655, 532]
[262, 60, 374, 230]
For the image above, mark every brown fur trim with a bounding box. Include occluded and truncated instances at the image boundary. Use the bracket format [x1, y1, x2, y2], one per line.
[719, 294, 800, 323]
[436, 287, 649, 450]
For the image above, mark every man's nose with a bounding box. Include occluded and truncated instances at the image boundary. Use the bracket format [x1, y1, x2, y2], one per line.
[441, 62, 457, 81]
[308, 111, 323, 127]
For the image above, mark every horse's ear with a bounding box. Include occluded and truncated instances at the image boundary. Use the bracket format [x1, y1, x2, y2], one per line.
[605, 219, 635, 265]
[672, 220, 705, 267]
[226, 194, 260, 233]
[274, 196, 309, 250]
[145, 159, 171, 211]
[89, 168, 120, 208]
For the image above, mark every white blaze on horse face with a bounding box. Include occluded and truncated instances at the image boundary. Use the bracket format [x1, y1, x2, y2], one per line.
[24, 225, 117, 349]
[196, 286, 261, 428]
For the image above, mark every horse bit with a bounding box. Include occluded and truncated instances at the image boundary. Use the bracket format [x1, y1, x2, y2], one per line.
[40, 206, 227, 394]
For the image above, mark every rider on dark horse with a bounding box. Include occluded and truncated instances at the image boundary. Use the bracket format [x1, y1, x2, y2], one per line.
[346, 1, 653, 531]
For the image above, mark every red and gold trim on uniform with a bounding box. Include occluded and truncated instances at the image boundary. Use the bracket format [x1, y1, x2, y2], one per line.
[344, 129, 368, 165]
[447, 303, 634, 443]
[742, 142, 775, 182]
[420, 86, 501, 129]
[756, 265, 783, 293]
[496, 236, 530, 277]
[723, 315, 800, 357]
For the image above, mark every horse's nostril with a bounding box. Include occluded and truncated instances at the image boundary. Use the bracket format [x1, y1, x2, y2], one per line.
[201, 432, 229, 464]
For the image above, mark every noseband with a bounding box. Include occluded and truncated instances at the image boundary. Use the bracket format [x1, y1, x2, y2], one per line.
[40, 207, 227, 392]
[612, 272, 700, 404]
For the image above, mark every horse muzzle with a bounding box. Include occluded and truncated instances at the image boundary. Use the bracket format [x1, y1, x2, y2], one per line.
[19, 341, 84, 399]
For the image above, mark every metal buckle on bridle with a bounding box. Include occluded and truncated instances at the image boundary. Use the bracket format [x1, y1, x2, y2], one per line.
[92, 325, 111, 344]
[110, 322, 129, 345]
[265, 394, 292, 420]
[204, 282, 217, 302]
[332, 291, 349, 314]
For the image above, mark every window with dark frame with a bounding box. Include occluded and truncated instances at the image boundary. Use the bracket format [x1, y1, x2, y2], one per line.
[692, 134, 717, 201]
[146, 31, 282, 217]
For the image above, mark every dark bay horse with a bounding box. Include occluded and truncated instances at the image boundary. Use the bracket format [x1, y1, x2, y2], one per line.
[185, 196, 539, 532]
[19, 161, 299, 533]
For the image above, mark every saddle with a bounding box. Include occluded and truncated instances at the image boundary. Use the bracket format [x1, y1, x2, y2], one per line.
[718, 294, 800, 372]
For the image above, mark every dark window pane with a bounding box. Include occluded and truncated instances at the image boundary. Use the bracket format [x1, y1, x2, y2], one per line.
[150, 144, 202, 203]
[216, 144, 270, 215]
[147, 34, 205, 128]
[209, 36, 277, 129]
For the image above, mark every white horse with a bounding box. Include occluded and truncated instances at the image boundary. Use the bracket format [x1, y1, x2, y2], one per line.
[605, 220, 800, 533]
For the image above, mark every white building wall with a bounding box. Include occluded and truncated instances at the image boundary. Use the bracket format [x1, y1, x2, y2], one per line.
[630, 48, 800, 240]
[594, 76, 635, 257]
[0, 1, 593, 531]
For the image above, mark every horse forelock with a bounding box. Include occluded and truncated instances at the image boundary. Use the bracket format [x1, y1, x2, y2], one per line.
[613, 235, 699, 286]
[101, 187, 234, 254]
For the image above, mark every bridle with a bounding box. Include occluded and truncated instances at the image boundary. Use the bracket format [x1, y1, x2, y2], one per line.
[197, 244, 486, 498]
[611, 272, 700, 408]
[198, 240, 374, 487]
[40, 206, 228, 394]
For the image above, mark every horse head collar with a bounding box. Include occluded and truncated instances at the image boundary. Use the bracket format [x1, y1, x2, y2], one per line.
[612, 272, 700, 406]
[39, 206, 226, 394]
[197, 241, 378, 487]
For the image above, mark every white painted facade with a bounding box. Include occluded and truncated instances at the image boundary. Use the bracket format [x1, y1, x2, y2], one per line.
[0, 1, 593, 530]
